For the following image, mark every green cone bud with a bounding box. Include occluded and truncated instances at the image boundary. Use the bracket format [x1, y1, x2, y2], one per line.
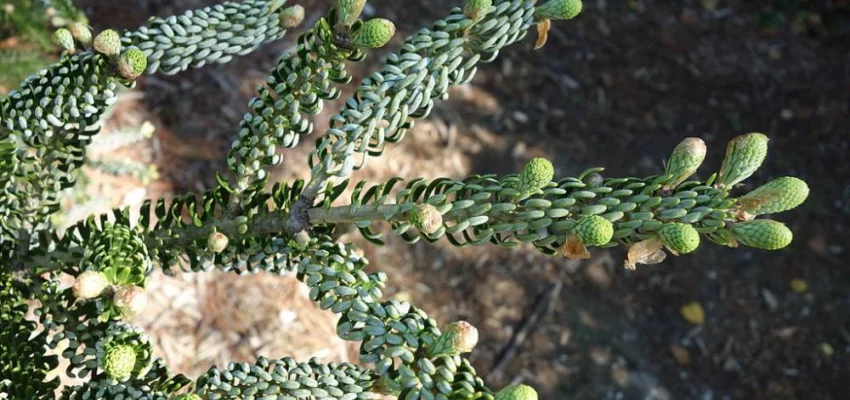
[70, 23, 92, 46]
[279, 5, 305, 28]
[658, 222, 700, 255]
[573, 215, 614, 246]
[410, 204, 443, 235]
[730, 220, 793, 250]
[337, 0, 367, 26]
[52, 28, 75, 52]
[72, 271, 109, 300]
[465, 0, 493, 23]
[665, 137, 706, 188]
[519, 157, 554, 196]
[93, 29, 122, 57]
[113, 285, 147, 319]
[352, 18, 395, 49]
[717, 133, 769, 188]
[172, 395, 202, 400]
[431, 321, 479, 356]
[117, 48, 148, 80]
[207, 231, 229, 253]
[534, 0, 583, 21]
[103, 344, 137, 381]
[495, 384, 539, 400]
[738, 176, 809, 216]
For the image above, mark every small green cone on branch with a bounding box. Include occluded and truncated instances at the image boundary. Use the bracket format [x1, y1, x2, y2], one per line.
[495, 384, 539, 400]
[730, 220, 793, 250]
[207, 231, 229, 253]
[665, 137, 706, 189]
[70, 23, 92, 46]
[93, 29, 122, 57]
[717, 132, 769, 188]
[465, 0, 493, 23]
[573, 215, 614, 246]
[279, 5, 305, 28]
[518, 157, 554, 196]
[534, 0, 583, 21]
[52, 28, 76, 52]
[117, 48, 148, 80]
[72, 271, 109, 300]
[658, 222, 700, 255]
[103, 344, 137, 381]
[337, 0, 367, 27]
[352, 18, 395, 49]
[410, 204, 443, 235]
[737, 177, 809, 216]
[430, 321, 479, 356]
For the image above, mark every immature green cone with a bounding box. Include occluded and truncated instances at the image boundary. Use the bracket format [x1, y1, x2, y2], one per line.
[518, 157, 554, 196]
[279, 5, 305, 28]
[352, 18, 395, 49]
[93, 29, 122, 56]
[717, 133, 769, 188]
[117, 48, 148, 80]
[410, 204, 443, 235]
[337, 0, 367, 26]
[738, 176, 809, 216]
[69, 22, 92, 46]
[72, 271, 109, 300]
[103, 344, 137, 381]
[52, 28, 75, 52]
[431, 321, 479, 356]
[573, 215, 614, 246]
[465, 0, 493, 23]
[665, 137, 706, 188]
[113, 285, 148, 319]
[495, 384, 539, 400]
[207, 231, 230, 253]
[534, 0, 583, 21]
[658, 222, 700, 255]
[730, 220, 793, 250]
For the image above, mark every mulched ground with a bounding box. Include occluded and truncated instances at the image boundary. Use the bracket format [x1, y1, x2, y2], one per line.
[60, 0, 850, 398]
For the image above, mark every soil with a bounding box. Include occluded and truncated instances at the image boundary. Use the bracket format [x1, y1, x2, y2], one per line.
[39, 0, 850, 398]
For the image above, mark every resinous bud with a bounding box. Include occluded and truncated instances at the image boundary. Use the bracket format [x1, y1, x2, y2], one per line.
[443, 321, 479, 354]
[730, 220, 793, 250]
[737, 176, 809, 216]
[352, 18, 395, 49]
[279, 5, 305, 28]
[113, 285, 148, 319]
[93, 29, 122, 57]
[337, 0, 367, 26]
[410, 204, 443, 235]
[665, 137, 706, 188]
[72, 271, 109, 299]
[52, 28, 75, 52]
[717, 132, 769, 188]
[70, 23, 92, 46]
[495, 384, 539, 400]
[207, 231, 229, 253]
[465, 0, 493, 23]
[534, 0, 583, 21]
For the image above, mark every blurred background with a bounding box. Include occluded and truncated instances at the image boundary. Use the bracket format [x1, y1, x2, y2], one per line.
[3, 0, 849, 398]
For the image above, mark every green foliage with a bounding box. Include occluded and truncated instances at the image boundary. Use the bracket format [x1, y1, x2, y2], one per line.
[0, 0, 810, 398]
